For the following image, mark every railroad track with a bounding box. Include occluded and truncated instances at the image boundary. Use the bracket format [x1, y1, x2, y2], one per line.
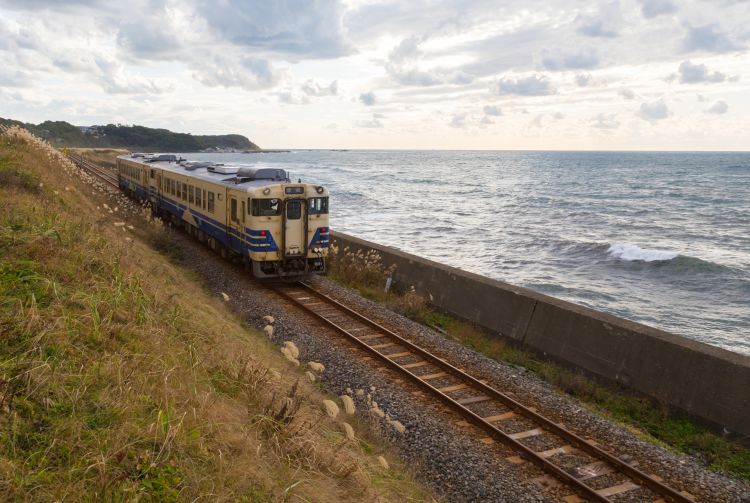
[274, 281, 695, 503]
[68, 153, 119, 190]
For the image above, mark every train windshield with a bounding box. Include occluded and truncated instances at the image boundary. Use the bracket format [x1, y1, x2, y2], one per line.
[251, 198, 281, 216]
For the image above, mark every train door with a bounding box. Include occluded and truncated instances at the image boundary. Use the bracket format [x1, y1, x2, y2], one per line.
[147, 167, 159, 205]
[228, 193, 244, 254]
[283, 198, 307, 257]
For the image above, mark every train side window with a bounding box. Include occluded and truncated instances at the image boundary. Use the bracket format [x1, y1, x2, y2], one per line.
[241, 201, 245, 223]
[189, 185, 194, 204]
[251, 198, 281, 216]
[207, 192, 215, 213]
[195, 187, 202, 208]
[182, 183, 187, 201]
[202, 189, 206, 209]
[150, 169, 155, 179]
[308, 197, 329, 215]
[231, 199, 238, 222]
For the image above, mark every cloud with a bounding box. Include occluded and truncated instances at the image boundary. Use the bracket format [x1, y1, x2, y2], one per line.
[577, 19, 618, 38]
[385, 36, 475, 87]
[706, 100, 728, 114]
[116, 16, 182, 60]
[359, 92, 376, 106]
[94, 56, 171, 94]
[0, 69, 32, 87]
[576, 74, 592, 87]
[449, 113, 467, 128]
[497, 75, 555, 96]
[531, 111, 563, 128]
[619, 88, 635, 99]
[356, 113, 383, 128]
[683, 24, 742, 53]
[483, 105, 502, 116]
[591, 113, 620, 129]
[637, 0, 676, 18]
[675, 60, 726, 83]
[191, 56, 280, 91]
[542, 51, 599, 71]
[197, 0, 352, 60]
[480, 115, 494, 125]
[301, 79, 338, 96]
[636, 99, 670, 121]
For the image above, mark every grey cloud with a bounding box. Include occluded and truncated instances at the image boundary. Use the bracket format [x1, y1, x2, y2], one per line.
[94, 57, 170, 94]
[591, 113, 620, 129]
[619, 88, 635, 99]
[359, 92, 376, 106]
[192, 56, 280, 91]
[197, 0, 352, 60]
[683, 24, 742, 53]
[116, 18, 182, 60]
[497, 75, 555, 96]
[277, 91, 310, 105]
[576, 74, 592, 87]
[676, 60, 726, 83]
[449, 113, 467, 128]
[357, 113, 383, 128]
[542, 51, 598, 71]
[386, 36, 475, 87]
[531, 111, 563, 128]
[636, 99, 670, 121]
[483, 105, 502, 116]
[480, 115, 494, 125]
[301, 79, 338, 96]
[706, 100, 728, 114]
[0, 69, 31, 87]
[577, 19, 618, 38]
[637, 0, 676, 18]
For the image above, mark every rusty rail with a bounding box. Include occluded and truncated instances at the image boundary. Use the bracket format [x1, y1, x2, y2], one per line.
[274, 281, 694, 503]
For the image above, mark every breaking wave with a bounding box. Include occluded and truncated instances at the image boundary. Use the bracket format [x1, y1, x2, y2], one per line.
[607, 243, 680, 262]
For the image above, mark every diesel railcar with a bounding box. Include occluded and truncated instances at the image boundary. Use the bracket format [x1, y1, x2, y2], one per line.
[116, 154, 329, 278]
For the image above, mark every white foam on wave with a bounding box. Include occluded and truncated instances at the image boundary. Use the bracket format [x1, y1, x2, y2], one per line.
[607, 242, 680, 262]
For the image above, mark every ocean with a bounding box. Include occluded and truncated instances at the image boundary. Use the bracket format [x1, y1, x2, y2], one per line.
[186, 150, 750, 356]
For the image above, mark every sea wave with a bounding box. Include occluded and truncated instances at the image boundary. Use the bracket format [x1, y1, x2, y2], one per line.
[607, 243, 680, 262]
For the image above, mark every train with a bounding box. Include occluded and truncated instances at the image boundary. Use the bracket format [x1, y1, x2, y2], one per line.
[116, 153, 329, 278]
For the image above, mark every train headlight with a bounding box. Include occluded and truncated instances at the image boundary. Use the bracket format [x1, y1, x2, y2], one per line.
[316, 186, 324, 194]
[263, 187, 271, 195]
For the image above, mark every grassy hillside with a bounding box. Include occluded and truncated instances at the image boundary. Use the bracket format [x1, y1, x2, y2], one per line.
[0, 126, 430, 501]
[0, 118, 260, 152]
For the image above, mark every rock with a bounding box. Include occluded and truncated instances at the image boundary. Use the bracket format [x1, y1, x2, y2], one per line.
[308, 361, 325, 373]
[322, 400, 339, 419]
[283, 341, 299, 359]
[341, 422, 355, 441]
[280, 347, 300, 366]
[340, 395, 356, 415]
[377, 456, 389, 470]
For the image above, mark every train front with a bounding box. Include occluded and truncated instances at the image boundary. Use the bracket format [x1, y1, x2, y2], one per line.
[245, 176, 329, 278]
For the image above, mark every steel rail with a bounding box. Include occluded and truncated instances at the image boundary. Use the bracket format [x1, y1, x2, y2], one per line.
[68, 153, 119, 189]
[275, 281, 693, 503]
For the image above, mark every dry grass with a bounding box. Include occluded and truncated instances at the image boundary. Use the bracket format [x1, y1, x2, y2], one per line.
[0, 127, 433, 501]
[69, 148, 129, 168]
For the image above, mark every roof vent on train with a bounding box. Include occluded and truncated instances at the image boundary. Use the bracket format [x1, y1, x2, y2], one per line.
[206, 164, 240, 174]
[236, 167, 288, 181]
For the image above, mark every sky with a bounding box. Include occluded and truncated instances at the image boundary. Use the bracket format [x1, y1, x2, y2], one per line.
[0, 0, 749, 150]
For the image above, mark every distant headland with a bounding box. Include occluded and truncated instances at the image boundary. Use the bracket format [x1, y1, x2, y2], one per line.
[0, 117, 263, 153]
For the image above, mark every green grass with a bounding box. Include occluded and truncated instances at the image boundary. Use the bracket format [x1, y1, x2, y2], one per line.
[328, 241, 750, 482]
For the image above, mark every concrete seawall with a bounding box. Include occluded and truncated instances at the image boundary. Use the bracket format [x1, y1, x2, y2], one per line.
[331, 231, 750, 441]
